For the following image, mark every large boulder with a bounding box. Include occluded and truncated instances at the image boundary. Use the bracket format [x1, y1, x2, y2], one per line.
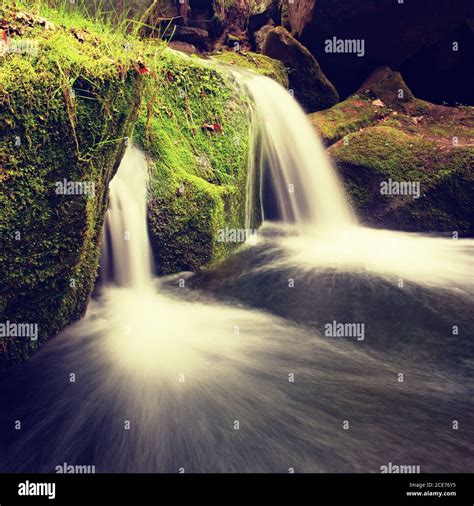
[136, 49, 260, 274]
[212, 49, 289, 88]
[162, 25, 210, 50]
[253, 21, 275, 52]
[0, 5, 141, 366]
[287, 0, 474, 104]
[310, 68, 474, 234]
[262, 26, 339, 112]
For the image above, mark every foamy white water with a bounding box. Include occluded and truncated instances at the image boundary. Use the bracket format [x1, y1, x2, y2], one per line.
[242, 73, 355, 229]
[236, 73, 473, 290]
[1, 116, 473, 473]
[101, 146, 154, 288]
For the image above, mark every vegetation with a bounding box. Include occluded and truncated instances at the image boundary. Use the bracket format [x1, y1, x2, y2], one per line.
[0, 0, 286, 364]
[212, 49, 288, 88]
[0, 0, 147, 364]
[135, 49, 254, 273]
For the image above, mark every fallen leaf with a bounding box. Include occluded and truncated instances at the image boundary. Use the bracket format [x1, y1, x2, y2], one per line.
[372, 98, 385, 107]
[202, 123, 215, 133]
[410, 115, 424, 124]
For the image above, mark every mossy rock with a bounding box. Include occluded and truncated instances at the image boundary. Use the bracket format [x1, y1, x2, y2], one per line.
[311, 67, 473, 147]
[357, 66, 415, 105]
[211, 49, 289, 88]
[328, 126, 474, 234]
[310, 95, 391, 146]
[311, 67, 474, 233]
[262, 26, 339, 112]
[0, 3, 144, 366]
[135, 49, 257, 274]
[310, 67, 413, 145]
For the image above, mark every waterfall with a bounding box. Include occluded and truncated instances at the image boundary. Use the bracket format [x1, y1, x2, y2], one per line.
[242, 73, 355, 230]
[237, 71, 473, 289]
[3, 68, 472, 475]
[100, 145, 154, 288]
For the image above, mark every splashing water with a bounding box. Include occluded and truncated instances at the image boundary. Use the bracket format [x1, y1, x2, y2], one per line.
[242, 73, 355, 229]
[239, 72, 473, 290]
[1, 75, 473, 474]
[101, 146, 154, 288]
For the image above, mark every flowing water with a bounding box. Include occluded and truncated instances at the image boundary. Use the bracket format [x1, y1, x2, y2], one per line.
[0, 74, 473, 473]
[242, 73, 355, 229]
[100, 146, 154, 289]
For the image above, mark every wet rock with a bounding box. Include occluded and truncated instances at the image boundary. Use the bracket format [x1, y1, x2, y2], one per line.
[168, 40, 198, 54]
[262, 26, 339, 112]
[310, 68, 474, 233]
[286, 0, 474, 103]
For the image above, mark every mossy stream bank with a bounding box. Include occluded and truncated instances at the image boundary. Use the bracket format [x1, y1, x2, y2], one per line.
[0, 3, 284, 366]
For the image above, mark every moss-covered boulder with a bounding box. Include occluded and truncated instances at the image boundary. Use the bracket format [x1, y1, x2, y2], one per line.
[0, 2, 263, 365]
[0, 4, 143, 366]
[312, 68, 474, 234]
[136, 49, 258, 274]
[310, 67, 411, 145]
[211, 49, 288, 88]
[329, 126, 474, 233]
[262, 26, 339, 112]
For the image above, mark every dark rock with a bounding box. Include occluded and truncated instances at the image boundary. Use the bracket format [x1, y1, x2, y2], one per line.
[163, 25, 210, 49]
[188, 0, 215, 31]
[248, 0, 278, 33]
[253, 21, 274, 52]
[168, 40, 198, 54]
[208, 14, 225, 39]
[262, 26, 339, 112]
[287, 0, 474, 103]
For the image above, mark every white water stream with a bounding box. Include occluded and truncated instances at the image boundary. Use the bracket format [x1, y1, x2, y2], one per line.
[1, 72, 472, 473]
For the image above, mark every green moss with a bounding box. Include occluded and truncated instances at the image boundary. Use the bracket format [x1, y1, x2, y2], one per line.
[311, 95, 391, 145]
[329, 126, 442, 182]
[135, 49, 253, 273]
[211, 50, 289, 88]
[0, 2, 143, 366]
[328, 126, 474, 233]
[1, 1, 259, 364]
